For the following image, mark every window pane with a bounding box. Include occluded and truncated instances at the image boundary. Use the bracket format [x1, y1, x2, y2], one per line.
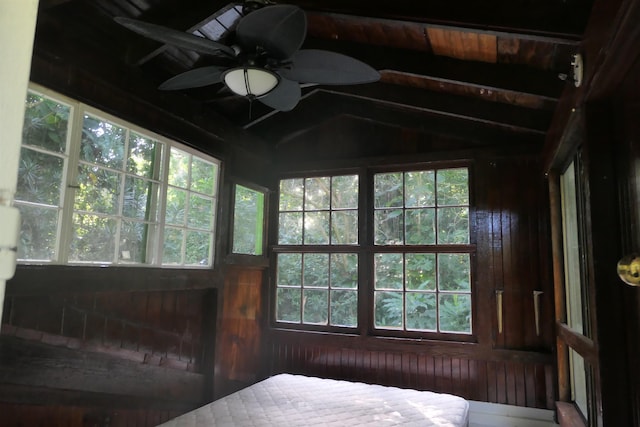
[278, 212, 302, 244]
[439, 294, 471, 333]
[303, 253, 329, 288]
[437, 168, 469, 206]
[123, 176, 156, 220]
[70, 214, 116, 262]
[305, 177, 330, 210]
[187, 194, 213, 229]
[163, 227, 183, 264]
[127, 133, 160, 178]
[375, 253, 403, 290]
[81, 115, 126, 169]
[438, 253, 471, 291]
[437, 207, 469, 244]
[185, 230, 211, 265]
[374, 172, 403, 208]
[406, 253, 436, 290]
[330, 290, 357, 327]
[16, 204, 59, 261]
[279, 178, 303, 211]
[16, 148, 64, 205]
[570, 348, 589, 418]
[277, 288, 301, 322]
[561, 161, 586, 335]
[168, 148, 189, 188]
[165, 187, 187, 226]
[120, 220, 147, 263]
[375, 209, 403, 245]
[405, 171, 435, 207]
[75, 165, 120, 215]
[331, 175, 358, 208]
[331, 210, 358, 244]
[304, 211, 329, 244]
[232, 185, 264, 255]
[303, 289, 328, 324]
[375, 291, 403, 328]
[406, 292, 437, 331]
[191, 157, 217, 195]
[330, 253, 358, 289]
[23, 93, 70, 153]
[277, 254, 302, 289]
[405, 208, 435, 245]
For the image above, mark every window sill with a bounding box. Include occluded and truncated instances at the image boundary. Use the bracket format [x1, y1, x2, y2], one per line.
[556, 401, 587, 427]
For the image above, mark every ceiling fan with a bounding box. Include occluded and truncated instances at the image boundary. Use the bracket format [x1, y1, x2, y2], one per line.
[115, 1, 380, 112]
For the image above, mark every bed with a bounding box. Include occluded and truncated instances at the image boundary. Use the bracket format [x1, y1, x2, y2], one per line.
[159, 373, 470, 426]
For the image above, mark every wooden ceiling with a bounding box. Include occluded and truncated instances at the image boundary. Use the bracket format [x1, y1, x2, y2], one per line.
[33, 0, 594, 150]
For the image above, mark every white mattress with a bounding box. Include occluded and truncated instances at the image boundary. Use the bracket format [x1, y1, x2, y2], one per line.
[159, 374, 469, 427]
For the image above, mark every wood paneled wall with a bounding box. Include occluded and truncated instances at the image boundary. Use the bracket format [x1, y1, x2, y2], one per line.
[265, 154, 556, 410]
[268, 335, 555, 409]
[1, 268, 216, 426]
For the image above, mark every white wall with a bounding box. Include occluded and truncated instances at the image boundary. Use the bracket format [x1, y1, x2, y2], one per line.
[0, 0, 40, 322]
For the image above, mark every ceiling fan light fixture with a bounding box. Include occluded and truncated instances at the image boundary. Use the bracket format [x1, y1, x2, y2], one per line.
[224, 67, 279, 97]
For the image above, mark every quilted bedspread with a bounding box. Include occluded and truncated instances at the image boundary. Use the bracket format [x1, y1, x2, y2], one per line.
[159, 373, 469, 426]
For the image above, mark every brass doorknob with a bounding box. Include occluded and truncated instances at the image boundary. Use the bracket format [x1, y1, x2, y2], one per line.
[617, 253, 640, 287]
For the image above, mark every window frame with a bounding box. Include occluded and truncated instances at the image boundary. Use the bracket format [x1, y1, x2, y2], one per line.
[271, 161, 476, 342]
[17, 83, 221, 269]
[228, 179, 269, 260]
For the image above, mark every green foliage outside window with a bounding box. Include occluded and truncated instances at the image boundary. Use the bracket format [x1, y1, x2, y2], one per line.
[232, 185, 265, 255]
[275, 167, 472, 336]
[276, 174, 359, 327]
[373, 167, 472, 334]
[16, 87, 219, 267]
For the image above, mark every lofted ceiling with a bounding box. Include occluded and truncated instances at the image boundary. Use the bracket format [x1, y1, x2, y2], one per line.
[33, 0, 595, 150]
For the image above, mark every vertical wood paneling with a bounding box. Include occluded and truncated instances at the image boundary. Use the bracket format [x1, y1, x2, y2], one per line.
[268, 339, 554, 409]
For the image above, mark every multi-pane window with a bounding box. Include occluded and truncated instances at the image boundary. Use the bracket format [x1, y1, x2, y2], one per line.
[17, 91, 71, 261]
[232, 184, 265, 256]
[16, 85, 220, 267]
[373, 168, 472, 334]
[274, 166, 473, 336]
[275, 175, 359, 327]
[163, 147, 218, 266]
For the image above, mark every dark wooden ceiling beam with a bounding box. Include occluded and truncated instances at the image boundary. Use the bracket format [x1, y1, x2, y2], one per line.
[324, 83, 551, 134]
[306, 11, 582, 46]
[281, 0, 593, 39]
[248, 90, 546, 147]
[303, 38, 568, 100]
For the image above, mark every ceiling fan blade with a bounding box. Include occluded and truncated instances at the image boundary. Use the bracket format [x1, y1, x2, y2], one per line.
[236, 5, 306, 60]
[280, 49, 380, 85]
[115, 17, 236, 57]
[158, 66, 226, 90]
[258, 77, 301, 111]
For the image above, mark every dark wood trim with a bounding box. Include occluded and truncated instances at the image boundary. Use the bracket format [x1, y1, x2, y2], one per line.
[582, 101, 630, 426]
[548, 172, 570, 401]
[6, 265, 218, 296]
[542, 0, 629, 172]
[322, 85, 552, 135]
[307, 11, 582, 45]
[285, 0, 590, 38]
[556, 322, 598, 366]
[302, 39, 565, 100]
[557, 401, 588, 427]
[269, 328, 553, 364]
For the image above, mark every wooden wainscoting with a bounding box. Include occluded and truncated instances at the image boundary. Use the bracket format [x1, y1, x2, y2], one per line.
[268, 330, 555, 410]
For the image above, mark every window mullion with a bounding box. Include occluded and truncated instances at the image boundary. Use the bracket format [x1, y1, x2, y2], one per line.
[57, 102, 83, 264]
[156, 149, 171, 266]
